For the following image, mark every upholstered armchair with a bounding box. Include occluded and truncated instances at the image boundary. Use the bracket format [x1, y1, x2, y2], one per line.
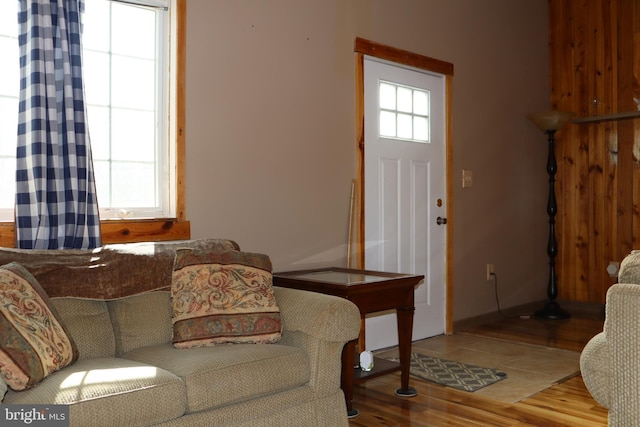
[580, 251, 640, 426]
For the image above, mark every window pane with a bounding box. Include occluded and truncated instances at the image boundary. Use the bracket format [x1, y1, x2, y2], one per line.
[83, 51, 110, 106]
[95, 160, 156, 208]
[0, 2, 18, 38]
[413, 116, 429, 142]
[82, 0, 110, 52]
[0, 38, 19, 97]
[111, 162, 155, 207]
[379, 83, 396, 110]
[112, 55, 155, 110]
[0, 158, 15, 208]
[93, 159, 111, 205]
[112, 3, 156, 60]
[380, 111, 396, 137]
[397, 87, 412, 113]
[87, 105, 110, 160]
[413, 90, 429, 116]
[0, 98, 18, 156]
[111, 109, 155, 162]
[397, 113, 412, 139]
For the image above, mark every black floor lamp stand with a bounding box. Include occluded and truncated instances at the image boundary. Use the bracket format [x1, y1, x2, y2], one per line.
[528, 111, 574, 320]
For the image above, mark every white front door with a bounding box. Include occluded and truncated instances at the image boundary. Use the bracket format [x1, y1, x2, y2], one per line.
[364, 56, 446, 351]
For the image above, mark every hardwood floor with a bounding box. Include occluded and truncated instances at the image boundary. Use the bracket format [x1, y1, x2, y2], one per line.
[349, 302, 608, 426]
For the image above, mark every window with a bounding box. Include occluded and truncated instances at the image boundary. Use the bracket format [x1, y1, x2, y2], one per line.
[85, 0, 173, 219]
[0, 0, 180, 222]
[378, 81, 430, 142]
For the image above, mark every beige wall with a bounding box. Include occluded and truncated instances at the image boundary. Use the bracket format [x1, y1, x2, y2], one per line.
[185, 0, 551, 322]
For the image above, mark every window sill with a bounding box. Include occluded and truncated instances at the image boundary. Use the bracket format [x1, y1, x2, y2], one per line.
[0, 219, 191, 248]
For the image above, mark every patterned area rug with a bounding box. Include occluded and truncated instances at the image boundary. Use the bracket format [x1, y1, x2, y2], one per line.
[405, 353, 507, 392]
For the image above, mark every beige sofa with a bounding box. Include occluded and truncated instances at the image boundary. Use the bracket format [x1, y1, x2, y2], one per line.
[0, 239, 361, 426]
[580, 250, 640, 427]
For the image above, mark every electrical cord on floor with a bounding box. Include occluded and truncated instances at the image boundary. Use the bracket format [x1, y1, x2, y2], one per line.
[490, 272, 530, 320]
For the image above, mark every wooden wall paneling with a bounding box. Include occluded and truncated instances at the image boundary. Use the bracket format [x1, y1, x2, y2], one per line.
[618, 114, 635, 256]
[606, 0, 626, 295]
[584, 0, 603, 303]
[556, 124, 579, 301]
[591, 0, 618, 303]
[550, 0, 578, 300]
[604, 0, 622, 300]
[551, 0, 640, 303]
[616, 0, 635, 266]
[558, 0, 581, 300]
[605, 0, 620, 302]
[632, 0, 640, 250]
[572, 0, 591, 303]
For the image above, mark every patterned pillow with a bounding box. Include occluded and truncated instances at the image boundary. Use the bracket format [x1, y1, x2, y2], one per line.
[171, 249, 282, 349]
[0, 262, 78, 391]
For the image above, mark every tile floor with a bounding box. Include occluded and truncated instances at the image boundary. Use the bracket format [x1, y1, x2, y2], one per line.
[373, 333, 581, 403]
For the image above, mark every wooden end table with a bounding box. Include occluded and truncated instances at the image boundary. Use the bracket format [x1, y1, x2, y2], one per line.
[273, 267, 424, 418]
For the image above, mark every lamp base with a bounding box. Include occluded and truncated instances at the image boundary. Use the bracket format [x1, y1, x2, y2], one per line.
[534, 301, 571, 320]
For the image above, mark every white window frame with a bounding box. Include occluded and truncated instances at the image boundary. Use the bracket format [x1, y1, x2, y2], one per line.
[0, 0, 178, 222]
[90, 0, 174, 220]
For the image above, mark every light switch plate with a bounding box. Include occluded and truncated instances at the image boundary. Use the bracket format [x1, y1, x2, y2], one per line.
[462, 170, 473, 188]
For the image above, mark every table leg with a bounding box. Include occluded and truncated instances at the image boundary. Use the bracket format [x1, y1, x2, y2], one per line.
[341, 339, 359, 417]
[395, 305, 417, 397]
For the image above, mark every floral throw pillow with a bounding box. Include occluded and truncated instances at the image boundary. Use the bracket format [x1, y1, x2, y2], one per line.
[171, 249, 282, 349]
[0, 262, 78, 391]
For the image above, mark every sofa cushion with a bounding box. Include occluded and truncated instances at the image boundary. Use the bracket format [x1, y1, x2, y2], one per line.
[51, 298, 116, 360]
[122, 342, 310, 413]
[2, 357, 186, 426]
[108, 291, 172, 355]
[171, 249, 282, 348]
[0, 262, 78, 391]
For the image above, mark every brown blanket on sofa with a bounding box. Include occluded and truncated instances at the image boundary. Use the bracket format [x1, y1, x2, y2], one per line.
[0, 239, 240, 299]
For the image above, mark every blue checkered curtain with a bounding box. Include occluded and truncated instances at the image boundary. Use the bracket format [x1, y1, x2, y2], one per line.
[15, 0, 101, 249]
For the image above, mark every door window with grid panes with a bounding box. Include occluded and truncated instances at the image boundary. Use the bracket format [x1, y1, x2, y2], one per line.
[378, 81, 430, 143]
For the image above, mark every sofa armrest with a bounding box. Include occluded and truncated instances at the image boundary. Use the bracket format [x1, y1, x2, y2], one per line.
[274, 286, 360, 342]
[273, 286, 360, 397]
[603, 283, 640, 426]
[580, 332, 610, 408]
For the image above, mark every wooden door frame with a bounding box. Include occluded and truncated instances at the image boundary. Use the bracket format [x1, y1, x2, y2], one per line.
[353, 37, 455, 334]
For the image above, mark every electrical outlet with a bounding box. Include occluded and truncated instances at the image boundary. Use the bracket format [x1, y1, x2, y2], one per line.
[486, 264, 494, 281]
